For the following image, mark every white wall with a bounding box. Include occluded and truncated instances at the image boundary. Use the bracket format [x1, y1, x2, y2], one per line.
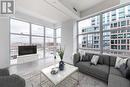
[73, 21, 78, 54]
[0, 17, 10, 68]
[61, 19, 77, 64]
[81, 0, 120, 18]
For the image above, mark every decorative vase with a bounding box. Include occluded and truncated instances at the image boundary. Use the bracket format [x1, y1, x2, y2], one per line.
[59, 60, 64, 71]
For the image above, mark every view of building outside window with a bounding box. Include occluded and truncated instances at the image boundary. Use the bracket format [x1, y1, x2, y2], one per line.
[31, 24, 44, 59]
[56, 28, 61, 49]
[78, 15, 100, 53]
[45, 28, 54, 58]
[78, 5, 130, 56]
[10, 19, 57, 62]
[103, 5, 130, 55]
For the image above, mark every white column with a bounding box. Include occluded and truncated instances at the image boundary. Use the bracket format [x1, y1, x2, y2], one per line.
[61, 19, 76, 64]
[0, 17, 10, 68]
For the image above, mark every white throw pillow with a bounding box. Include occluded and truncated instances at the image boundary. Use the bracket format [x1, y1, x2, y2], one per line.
[91, 55, 99, 65]
[115, 57, 128, 68]
[80, 52, 85, 61]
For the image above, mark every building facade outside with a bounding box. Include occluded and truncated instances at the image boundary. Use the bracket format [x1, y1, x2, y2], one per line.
[80, 5, 130, 55]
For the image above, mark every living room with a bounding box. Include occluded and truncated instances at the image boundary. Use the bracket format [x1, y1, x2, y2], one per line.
[0, 0, 130, 87]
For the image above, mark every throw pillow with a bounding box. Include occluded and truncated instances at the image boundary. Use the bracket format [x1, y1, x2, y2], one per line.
[87, 53, 93, 61]
[115, 57, 128, 69]
[119, 64, 130, 80]
[126, 68, 130, 80]
[81, 55, 85, 61]
[79, 52, 85, 61]
[91, 55, 99, 65]
[84, 53, 90, 61]
[98, 55, 104, 65]
[119, 63, 127, 77]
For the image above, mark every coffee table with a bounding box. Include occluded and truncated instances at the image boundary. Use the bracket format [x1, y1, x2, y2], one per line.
[40, 63, 79, 87]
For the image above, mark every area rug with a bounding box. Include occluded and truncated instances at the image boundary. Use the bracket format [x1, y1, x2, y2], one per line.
[23, 70, 107, 87]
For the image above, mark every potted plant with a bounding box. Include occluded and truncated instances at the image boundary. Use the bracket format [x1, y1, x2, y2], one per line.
[58, 47, 64, 70]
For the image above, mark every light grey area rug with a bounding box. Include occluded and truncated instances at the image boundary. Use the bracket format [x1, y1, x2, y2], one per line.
[22, 71, 107, 87]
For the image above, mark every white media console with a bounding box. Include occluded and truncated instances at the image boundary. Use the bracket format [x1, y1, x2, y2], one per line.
[17, 54, 39, 64]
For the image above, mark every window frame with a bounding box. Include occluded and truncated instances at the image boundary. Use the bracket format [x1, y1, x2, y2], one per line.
[77, 2, 130, 57]
[10, 18, 57, 63]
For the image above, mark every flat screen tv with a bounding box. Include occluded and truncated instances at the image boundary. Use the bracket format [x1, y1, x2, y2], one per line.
[18, 45, 37, 56]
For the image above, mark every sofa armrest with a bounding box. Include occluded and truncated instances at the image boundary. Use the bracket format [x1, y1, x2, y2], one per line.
[0, 74, 25, 87]
[0, 68, 9, 76]
[73, 53, 80, 66]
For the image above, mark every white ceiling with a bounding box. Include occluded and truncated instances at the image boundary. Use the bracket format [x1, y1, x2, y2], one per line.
[15, 0, 107, 24]
[62, 0, 106, 12]
[16, 0, 72, 24]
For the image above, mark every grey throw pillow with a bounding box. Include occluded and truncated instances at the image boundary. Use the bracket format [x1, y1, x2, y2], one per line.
[119, 63, 130, 79]
[126, 69, 130, 80]
[81, 55, 85, 61]
[98, 55, 104, 64]
[119, 63, 127, 77]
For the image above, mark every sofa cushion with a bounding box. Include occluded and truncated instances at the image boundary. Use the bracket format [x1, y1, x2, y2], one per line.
[0, 68, 9, 76]
[82, 54, 89, 61]
[127, 59, 130, 80]
[108, 74, 130, 87]
[110, 67, 123, 77]
[89, 65, 109, 81]
[127, 59, 130, 70]
[98, 55, 104, 64]
[76, 62, 91, 73]
[110, 56, 116, 66]
[102, 55, 110, 65]
[81, 55, 86, 61]
[85, 53, 94, 61]
[126, 67, 130, 80]
[0, 74, 25, 87]
[119, 63, 128, 77]
[73, 54, 80, 66]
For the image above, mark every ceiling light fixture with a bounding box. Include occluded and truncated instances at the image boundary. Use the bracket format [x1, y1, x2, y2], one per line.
[72, 0, 80, 12]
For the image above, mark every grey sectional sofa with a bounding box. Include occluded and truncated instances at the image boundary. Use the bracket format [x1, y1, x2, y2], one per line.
[73, 53, 130, 87]
[0, 68, 25, 87]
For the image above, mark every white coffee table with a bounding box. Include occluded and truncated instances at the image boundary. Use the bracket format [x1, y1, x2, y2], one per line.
[40, 63, 79, 87]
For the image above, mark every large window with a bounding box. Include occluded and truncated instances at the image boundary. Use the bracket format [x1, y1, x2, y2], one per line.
[31, 24, 44, 59]
[56, 28, 61, 49]
[78, 15, 100, 53]
[10, 19, 30, 60]
[45, 28, 54, 58]
[10, 19, 56, 64]
[11, 19, 30, 34]
[32, 24, 44, 36]
[78, 4, 130, 57]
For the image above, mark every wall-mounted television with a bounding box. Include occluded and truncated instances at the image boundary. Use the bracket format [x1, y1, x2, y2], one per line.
[18, 45, 37, 56]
